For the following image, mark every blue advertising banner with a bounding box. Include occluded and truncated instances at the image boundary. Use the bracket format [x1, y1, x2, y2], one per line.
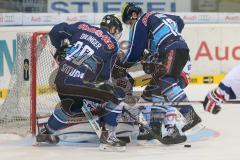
[48, 0, 191, 13]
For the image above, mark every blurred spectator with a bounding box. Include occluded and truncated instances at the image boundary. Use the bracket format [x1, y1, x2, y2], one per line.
[192, 0, 240, 12]
[0, 0, 47, 13]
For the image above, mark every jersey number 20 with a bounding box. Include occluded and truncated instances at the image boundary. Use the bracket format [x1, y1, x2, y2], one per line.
[65, 41, 94, 65]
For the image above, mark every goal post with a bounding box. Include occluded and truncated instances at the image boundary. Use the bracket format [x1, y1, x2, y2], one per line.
[0, 32, 59, 136]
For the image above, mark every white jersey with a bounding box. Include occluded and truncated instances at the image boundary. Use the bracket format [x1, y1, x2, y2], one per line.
[217, 64, 240, 100]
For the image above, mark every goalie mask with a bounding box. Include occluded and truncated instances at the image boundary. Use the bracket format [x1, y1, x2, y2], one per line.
[100, 14, 123, 40]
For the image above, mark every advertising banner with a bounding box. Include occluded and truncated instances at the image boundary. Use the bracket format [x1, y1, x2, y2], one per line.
[22, 13, 60, 26]
[183, 24, 240, 75]
[48, 0, 191, 13]
[1, 12, 240, 26]
[0, 13, 23, 26]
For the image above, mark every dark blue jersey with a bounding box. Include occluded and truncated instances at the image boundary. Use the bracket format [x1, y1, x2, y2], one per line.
[123, 12, 189, 64]
[49, 22, 119, 83]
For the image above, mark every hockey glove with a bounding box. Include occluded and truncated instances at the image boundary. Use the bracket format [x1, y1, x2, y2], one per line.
[112, 59, 128, 79]
[141, 54, 166, 77]
[112, 73, 134, 99]
[54, 43, 68, 63]
[203, 89, 224, 114]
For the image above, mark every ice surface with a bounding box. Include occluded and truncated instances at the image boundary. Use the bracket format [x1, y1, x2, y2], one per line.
[1, 84, 240, 160]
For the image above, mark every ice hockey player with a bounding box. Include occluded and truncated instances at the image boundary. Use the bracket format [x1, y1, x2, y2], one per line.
[36, 14, 128, 151]
[203, 64, 240, 114]
[113, 3, 202, 144]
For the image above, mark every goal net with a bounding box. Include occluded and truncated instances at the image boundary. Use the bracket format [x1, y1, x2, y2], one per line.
[0, 32, 60, 136]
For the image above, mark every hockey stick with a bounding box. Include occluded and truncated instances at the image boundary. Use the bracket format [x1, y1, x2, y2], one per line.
[122, 100, 240, 108]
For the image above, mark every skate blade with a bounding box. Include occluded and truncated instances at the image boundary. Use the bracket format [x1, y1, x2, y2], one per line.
[33, 135, 59, 147]
[99, 144, 126, 152]
[33, 140, 58, 147]
[136, 139, 161, 146]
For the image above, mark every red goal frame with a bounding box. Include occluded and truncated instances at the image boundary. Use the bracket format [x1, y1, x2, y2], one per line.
[31, 32, 48, 135]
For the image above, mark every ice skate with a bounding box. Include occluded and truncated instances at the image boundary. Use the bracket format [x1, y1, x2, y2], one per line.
[35, 133, 60, 145]
[99, 129, 126, 152]
[35, 124, 59, 145]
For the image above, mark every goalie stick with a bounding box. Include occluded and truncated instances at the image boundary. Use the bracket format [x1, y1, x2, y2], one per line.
[82, 100, 102, 138]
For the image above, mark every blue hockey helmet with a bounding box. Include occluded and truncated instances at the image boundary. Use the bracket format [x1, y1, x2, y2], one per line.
[100, 14, 123, 40]
[121, 3, 142, 24]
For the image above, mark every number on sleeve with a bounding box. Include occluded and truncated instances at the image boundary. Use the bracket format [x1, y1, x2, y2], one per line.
[163, 18, 180, 36]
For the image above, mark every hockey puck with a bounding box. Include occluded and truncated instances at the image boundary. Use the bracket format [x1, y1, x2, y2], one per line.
[184, 144, 191, 148]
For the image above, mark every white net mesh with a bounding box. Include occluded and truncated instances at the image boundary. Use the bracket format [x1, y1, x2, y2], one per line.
[0, 32, 60, 135]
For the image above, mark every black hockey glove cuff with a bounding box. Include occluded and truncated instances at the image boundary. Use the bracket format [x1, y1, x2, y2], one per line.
[54, 43, 68, 63]
[112, 59, 128, 79]
[141, 54, 166, 77]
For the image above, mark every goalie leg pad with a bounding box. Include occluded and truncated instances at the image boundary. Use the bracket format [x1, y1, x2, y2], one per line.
[163, 106, 178, 127]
